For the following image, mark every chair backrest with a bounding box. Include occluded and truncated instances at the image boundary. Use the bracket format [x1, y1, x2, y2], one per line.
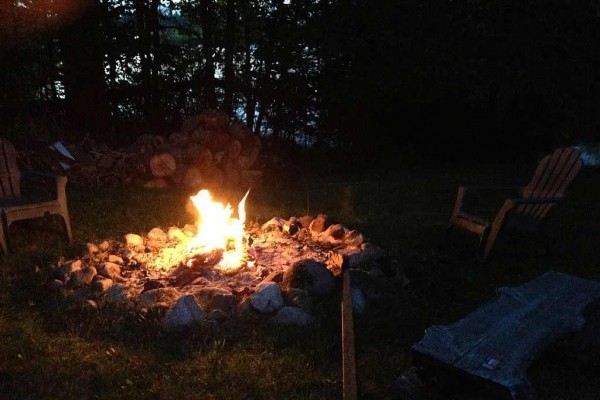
[0, 139, 21, 199]
[517, 146, 582, 220]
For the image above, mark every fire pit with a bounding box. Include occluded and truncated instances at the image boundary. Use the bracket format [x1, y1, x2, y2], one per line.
[50, 189, 394, 331]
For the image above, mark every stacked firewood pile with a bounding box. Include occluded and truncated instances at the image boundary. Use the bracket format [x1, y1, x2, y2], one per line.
[24, 110, 263, 191]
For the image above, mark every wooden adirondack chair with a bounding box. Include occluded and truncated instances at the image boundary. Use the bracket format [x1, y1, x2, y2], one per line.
[448, 147, 582, 262]
[0, 138, 72, 253]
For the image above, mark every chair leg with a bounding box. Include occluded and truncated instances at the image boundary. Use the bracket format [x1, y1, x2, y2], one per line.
[0, 211, 11, 253]
[61, 210, 73, 242]
[479, 224, 501, 263]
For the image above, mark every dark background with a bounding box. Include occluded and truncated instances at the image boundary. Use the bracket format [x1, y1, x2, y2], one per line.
[2, 0, 600, 165]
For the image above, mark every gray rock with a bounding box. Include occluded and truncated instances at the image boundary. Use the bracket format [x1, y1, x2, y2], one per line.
[138, 287, 181, 308]
[50, 279, 65, 291]
[167, 226, 187, 241]
[107, 284, 137, 304]
[282, 288, 313, 312]
[108, 254, 124, 264]
[271, 307, 315, 326]
[345, 243, 386, 268]
[91, 276, 113, 292]
[86, 243, 100, 254]
[261, 217, 284, 232]
[344, 230, 365, 248]
[281, 260, 335, 296]
[99, 262, 121, 280]
[163, 295, 205, 331]
[124, 233, 144, 248]
[324, 224, 346, 240]
[182, 224, 196, 237]
[193, 288, 238, 313]
[147, 227, 167, 242]
[309, 214, 332, 233]
[351, 286, 366, 315]
[69, 266, 97, 288]
[250, 282, 284, 313]
[59, 259, 82, 278]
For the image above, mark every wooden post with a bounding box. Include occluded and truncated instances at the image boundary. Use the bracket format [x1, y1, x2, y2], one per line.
[342, 261, 357, 400]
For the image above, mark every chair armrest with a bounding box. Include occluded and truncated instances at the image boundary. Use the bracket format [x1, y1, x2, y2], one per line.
[507, 197, 562, 206]
[460, 185, 523, 192]
[452, 185, 523, 218]
[21, 170, 64, 181]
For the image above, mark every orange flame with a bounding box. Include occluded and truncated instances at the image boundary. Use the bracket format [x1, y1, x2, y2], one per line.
[187, 189, 250, 272]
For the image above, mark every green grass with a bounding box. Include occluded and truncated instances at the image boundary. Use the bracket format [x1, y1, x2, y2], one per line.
[1, 163, 599, 399]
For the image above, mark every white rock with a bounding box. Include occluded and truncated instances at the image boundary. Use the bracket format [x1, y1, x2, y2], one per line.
[147, 227, 167, 242]
[250, 282, 284, 313]
[86, 243, 99, 254]
[125, 234, 144, 248]
[163, 295, 205, 331]
[167, 226, 187, 242]
[107, 284, 136, 303]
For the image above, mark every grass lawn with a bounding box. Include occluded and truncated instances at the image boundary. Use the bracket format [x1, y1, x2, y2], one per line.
[1, 161, 599, 400]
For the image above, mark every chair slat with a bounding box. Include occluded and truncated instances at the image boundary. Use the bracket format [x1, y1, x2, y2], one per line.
[0, 139, 21, 199]
[518, 147, 581, 219]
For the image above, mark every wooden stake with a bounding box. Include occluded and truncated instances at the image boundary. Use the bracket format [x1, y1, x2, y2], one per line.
[342, 263, 357, 400]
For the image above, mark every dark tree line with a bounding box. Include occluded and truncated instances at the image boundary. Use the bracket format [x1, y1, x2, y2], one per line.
[1, 0, 600, 163]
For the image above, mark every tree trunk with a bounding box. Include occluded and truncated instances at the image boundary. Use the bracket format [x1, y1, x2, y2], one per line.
[223, 0, 236, 117]
[149, 0, 164, 131]
[242, 0, 256, 129]
[134, 0, 153, 122]
[200, 0, 217, 110]
[60, 0, 111, 141]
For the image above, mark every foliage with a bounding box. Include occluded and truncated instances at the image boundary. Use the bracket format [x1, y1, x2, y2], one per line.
[2, 1, 600, 160]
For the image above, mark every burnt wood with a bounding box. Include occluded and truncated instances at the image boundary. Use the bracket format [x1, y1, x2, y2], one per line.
[0, 139, 72, 252]
[448, 147, 582, 262]
[411, 271, 600, 400]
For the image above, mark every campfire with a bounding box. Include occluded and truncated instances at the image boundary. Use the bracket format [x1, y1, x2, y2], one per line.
[51, 189, 396, 331]
[186, 189, 250, 273]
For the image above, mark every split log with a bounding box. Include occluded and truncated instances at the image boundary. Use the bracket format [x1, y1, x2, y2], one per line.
[227, 139, 242, 160]
[144, 177, 169, 189]
[169, 165, 186, 186]
[207, 131, 231, 153]
[182, 145, 204, 164]
[149, 152, 177, 177]
[183, 165, 203, 189]
[236, 146, 260, 170]
[223, 159, 242, 188]
[196, 147, 213, 167]
[168, 132, 189, 147]
[189, 128, 212, 145]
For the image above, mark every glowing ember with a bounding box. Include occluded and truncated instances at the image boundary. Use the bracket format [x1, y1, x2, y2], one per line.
[187, 189, 250, 272]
